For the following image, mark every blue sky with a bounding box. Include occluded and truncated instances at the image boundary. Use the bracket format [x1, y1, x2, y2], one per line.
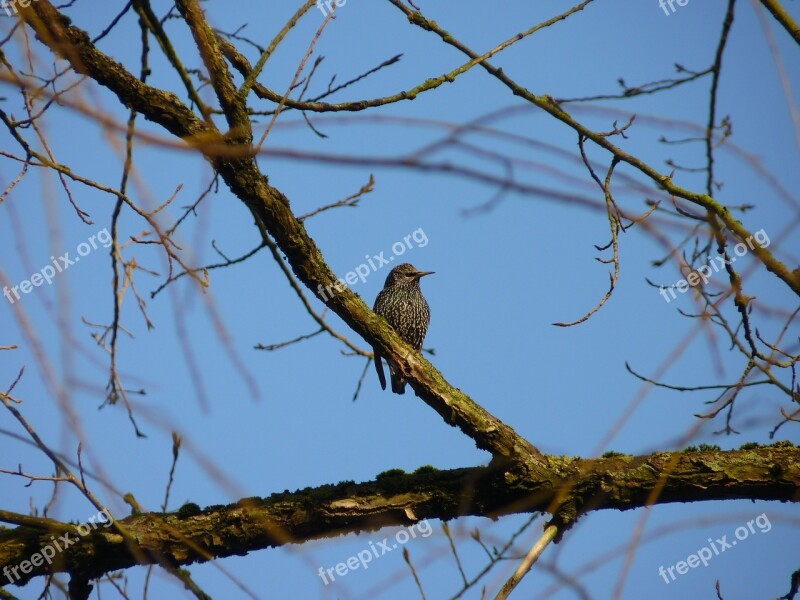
[1, 1, 799, 598]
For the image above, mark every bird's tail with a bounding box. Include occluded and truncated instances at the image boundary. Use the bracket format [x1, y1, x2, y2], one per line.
[374, 351, 387, 391]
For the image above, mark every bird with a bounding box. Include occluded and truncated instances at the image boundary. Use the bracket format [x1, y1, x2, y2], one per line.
[373, 263, 433, 394]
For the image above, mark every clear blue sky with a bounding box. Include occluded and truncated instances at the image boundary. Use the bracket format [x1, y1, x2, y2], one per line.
[1, 1, 798, 598]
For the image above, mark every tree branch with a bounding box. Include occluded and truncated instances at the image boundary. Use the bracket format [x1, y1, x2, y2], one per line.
[1, 444, 797, 587]
[758, 0, 800, 47]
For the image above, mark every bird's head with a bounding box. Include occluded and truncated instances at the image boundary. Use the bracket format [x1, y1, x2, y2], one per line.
[383, 263, 434, 287]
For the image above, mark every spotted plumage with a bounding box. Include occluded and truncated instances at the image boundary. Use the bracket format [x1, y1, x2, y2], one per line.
[373, 263, 433, 394]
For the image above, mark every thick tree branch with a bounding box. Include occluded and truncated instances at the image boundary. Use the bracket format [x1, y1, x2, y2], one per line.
[1, 444, 797, 587]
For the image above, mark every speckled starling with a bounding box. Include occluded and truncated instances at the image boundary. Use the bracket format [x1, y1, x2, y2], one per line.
[373, 263, 433, 395]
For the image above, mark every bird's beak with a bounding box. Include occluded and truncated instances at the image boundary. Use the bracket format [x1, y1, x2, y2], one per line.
[416, 271, 434, 278]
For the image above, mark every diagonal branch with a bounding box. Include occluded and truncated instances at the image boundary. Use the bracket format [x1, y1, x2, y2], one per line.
[758, 0, 800, 47]
[16, 0, 540, 464]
